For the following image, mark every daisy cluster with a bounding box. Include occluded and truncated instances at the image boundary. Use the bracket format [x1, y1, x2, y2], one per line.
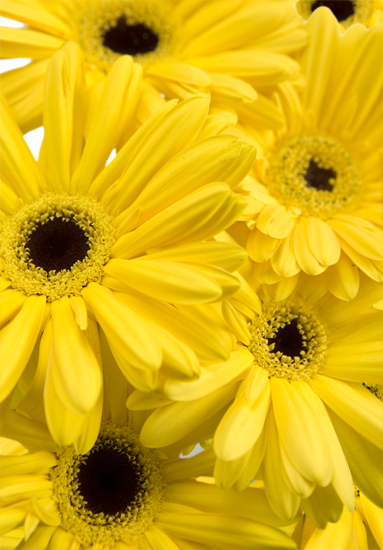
[0, 2, 382, 550]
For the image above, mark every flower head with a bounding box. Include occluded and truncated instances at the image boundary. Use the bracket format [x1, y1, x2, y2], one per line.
[235, 8, 383, 300]
[138, 273, 383, 527]
[0, 0, 306, 131]
[0, 42, 253, 451]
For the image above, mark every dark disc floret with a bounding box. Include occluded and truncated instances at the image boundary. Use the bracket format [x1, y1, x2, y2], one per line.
[303, 159, 336, 191]
[268, 318, 304, 358]
[26, 217, 90, 273]
[103, 17, 159, 55]
[77, 447, 139, 517]
[311, 0, 355, 21]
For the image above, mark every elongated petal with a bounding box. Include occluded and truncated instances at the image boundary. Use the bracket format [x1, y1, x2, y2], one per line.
[0, 0, 70, 37]
[155, 504, 296, 549]
[107, 96, 209, 213]
[71, 56, 142, 193]
[0, 95, 44, 201]
[293, 219, 327, 275]
[247, 229, 281, 263]
[322, 251, 360, 301]
[165, 347, 253, 401]
[329, 218, 383, 261]
[214, 381, 271, 461]
[306, 217, 341, 266]
[328, 407, 383, 509]
[0, 296, 46, 402]
[360, 492, 383, 549]
[0, 289, 26, 328]
[271, 231, 301, 278]
[145, 525, 180, 550]
[311, 377, 383, 450]
[82, 283, 162, 371]
[105, 259, 222, 304]
[43, 42, 86, 193]
[112, 184, 245, 259]
[51, 297, 101, 414]
[257, 204, 295, 239]
[0, 27, 63, 59]
[140, 383, 238, 448]
[271, 378, 332, 485]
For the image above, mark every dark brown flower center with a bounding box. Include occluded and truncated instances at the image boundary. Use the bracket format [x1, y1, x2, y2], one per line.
[26, 217, 90, 273]
[311, 0, 355, 21]
[268, 318, 304, 358]
[303, 159, 336, 191]
[77, 447, 139, 517]
[102, 17, 159, 55]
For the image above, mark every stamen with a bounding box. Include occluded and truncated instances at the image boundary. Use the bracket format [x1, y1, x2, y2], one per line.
[248, 300, 327, 381]
[266, 136, 361, 219]
[51, 422, 165, 546]
[363, 383, 383, 401]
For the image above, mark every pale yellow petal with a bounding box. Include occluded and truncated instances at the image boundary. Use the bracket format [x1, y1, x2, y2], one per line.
[311, 377, 383, 450]
[360, 493, 383, 549]
[306, 217, 341, 266]
[42, 42, 86, 193]
[51, 297, 102, 414]
[0, 27, 63, 59]
[214, 380, 270, 461]
[329, 218, 383, 261]
[303, 507, 353, 549]
[111, 184, 245, 259]
[0, 0, 70, 37]
[322, 251, 360, 301]
[293, 220, 327, 275]
[270, 231, 300, 278]
[257, 204, 295, 239]
[247, 229, 281, 263]
[82, 283, 162, 372]
[271, 378, 332, 485]
[140, 383, 238, 448]
[0, 296, 46, 403]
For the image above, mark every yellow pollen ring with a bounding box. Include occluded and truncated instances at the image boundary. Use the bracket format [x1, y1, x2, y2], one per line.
[51, 422, 165, 546]
[248, 300, 328, 382]
[266, 136, 361, 219]
[0, 193, 116, 302]
[77, 0, 177, 71]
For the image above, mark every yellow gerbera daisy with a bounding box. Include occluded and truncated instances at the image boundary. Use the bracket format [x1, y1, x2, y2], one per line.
[0, 0, 307, 132]
[0, 415, 297, 550]
[234, 8, 383, 301]
[137, 273, 383, 527]
[292, 486, 383, 549]
[296, 0, 383, 30]
[0, 42, 253, 452]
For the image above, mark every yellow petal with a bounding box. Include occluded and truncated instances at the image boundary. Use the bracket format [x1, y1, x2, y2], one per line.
[0, 296, 46, 402]
[0, 27, 63, 59]
[0, 452, 56, 477]
[32, 499, 60, 527]
[111, 184, 245, 259]
[51, 297, 101, 414]
[247, 229, 281, 263]
[301, 483, 344, 529]
[46, 528, 79, 550]
[0, 505, 29, 536]
[214, 380, 270, 461]
[0, 290, 26, 328]
[0, 0, 70, 37]
[145, 525, 180, 550]
[271, 378, 332, 485]
[0, 94, 44, 202]
[322, 251, 360, 301]
[105, 259, 222, 304]
[311, 377, 383, 450]
[246, 366, 270, 402]
[82, 283, 162, 372]
[71, 56, 142, 193]
[329, 218, 383, 261]
[262, 408, 300, 521]
[304, 507, 353, 549]
[107, 96, 209, 213]
[293, 219, 327, 275]
[140, 383, 238, 448]
[210, 73, 257, 106]
[360, 492, 383, 549]
[146, 62, 210, 99]
[257, 204, 295, 239]
[165, 347, 252, 401]
[306, 217, 341, 266]
[42, 42, 86, 193]
[270, 231, 300, 278]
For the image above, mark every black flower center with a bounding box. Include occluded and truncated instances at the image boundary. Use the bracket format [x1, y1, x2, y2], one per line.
[102, 17, 159, 55]
[303, 159, 336, 191]
[26, 217, 90, 273]
[311, 0, 355, 21]
[77, 447, 139, 516]
[268, 318, 304, 358]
